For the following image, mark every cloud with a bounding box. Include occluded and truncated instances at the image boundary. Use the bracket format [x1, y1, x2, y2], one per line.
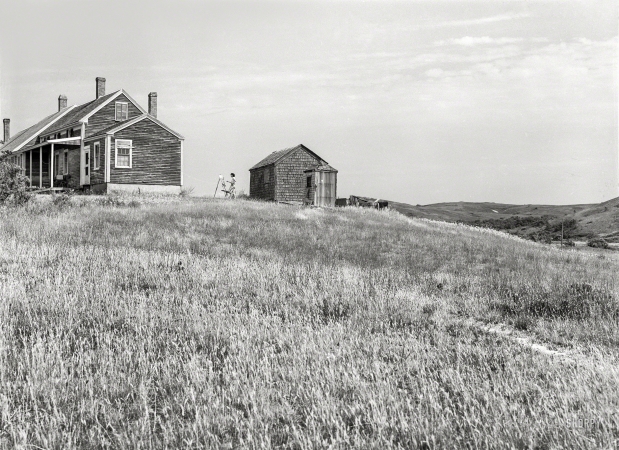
[429, 12, 530, 29]
[436, 36, 524, 46]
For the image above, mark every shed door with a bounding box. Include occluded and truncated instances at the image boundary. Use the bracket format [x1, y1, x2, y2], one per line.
[315, 172, 336, 207]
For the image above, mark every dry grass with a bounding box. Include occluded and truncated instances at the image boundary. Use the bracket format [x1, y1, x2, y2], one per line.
[0, 196, 618, 449]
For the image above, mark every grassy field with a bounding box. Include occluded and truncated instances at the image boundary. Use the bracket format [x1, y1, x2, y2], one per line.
[1, 195, 618, 449]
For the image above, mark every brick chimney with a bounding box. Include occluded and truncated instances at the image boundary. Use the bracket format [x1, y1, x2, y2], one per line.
[58, 95, 67, 111]
[3, 119, 9, 143]
[148, 92, 157, 118]
[96, 77, 106, 99]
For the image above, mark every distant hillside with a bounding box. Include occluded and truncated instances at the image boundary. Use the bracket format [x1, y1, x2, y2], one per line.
[355, 196, 619, 242]
[573, 197, 619, 242]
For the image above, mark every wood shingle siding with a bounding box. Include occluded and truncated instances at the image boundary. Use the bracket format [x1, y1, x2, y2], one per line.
[110, 119, 181, 186]
[249, 165, 276, 200]
[274, 148, 321, 202]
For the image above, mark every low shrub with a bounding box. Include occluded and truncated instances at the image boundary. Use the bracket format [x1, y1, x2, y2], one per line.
[179, 186, 194, 198]
[96, 196, 125, 207]
[529, 231, 552, 244]
[0, 154, 32, 206]
[587, 237, 609, 249]
[52, 193, 72, 208]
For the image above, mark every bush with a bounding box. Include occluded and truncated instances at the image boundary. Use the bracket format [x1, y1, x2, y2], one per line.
[96, 196, 124, 207]
[545, 218, 578, 238]
[587, 237, 609, 249]
[179, 186, 194, 198]
[52, 193, 72, 209]
[0, 153, 31, 206]
[529, 231, 552, 244]
[563, 239, 575, 247]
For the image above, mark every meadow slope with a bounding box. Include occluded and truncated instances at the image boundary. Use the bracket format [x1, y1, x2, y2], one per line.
[0, 196, 618, 449]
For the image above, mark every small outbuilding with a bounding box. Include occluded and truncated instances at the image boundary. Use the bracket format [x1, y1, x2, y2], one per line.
[249, 144, 338, 205]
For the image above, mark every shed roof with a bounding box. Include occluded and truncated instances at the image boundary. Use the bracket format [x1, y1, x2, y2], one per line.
[304, 163, 338, 173]
[250, 144, 327, 170]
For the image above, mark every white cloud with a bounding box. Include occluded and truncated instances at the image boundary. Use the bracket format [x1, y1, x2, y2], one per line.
[436, 36, 524, 46]
[429, 12, 530, 29]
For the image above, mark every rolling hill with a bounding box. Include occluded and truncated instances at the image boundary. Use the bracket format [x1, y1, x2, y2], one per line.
[375, 196, 619, 242]
[1, 195, 618, 448]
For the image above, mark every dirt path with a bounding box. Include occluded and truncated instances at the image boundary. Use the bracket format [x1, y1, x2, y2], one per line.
[463, 318, 619, 375]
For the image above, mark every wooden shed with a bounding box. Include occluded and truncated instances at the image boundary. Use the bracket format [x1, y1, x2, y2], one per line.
[249, 144, 337, 204]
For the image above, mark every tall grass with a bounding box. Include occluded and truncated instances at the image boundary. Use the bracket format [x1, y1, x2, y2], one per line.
[0, 197, 617, 448]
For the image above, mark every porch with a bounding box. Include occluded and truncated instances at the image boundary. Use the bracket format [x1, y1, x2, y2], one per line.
[20, 137, 81, 189]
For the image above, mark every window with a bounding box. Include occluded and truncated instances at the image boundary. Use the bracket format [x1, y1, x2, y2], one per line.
[115, 139, 132, 168]
[264, 170, 270, 184]
[54, 152, 59, 175]
[306, 175, 312, 188]
[63, 151, 68, 175]
[93, 142, 100, 170]
[115, 102, 129, 121]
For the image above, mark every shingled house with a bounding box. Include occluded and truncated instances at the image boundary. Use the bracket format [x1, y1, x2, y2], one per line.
[249, 144, 337, 206]
[0, 77, 184, 193]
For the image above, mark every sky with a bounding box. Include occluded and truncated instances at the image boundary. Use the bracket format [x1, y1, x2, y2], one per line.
[0, 0, 617, 205]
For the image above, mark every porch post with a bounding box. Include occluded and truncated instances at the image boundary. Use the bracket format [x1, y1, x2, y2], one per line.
[29, 150, 32, 187]
[50, 144, 54, 188]
[39, 147, 42, 189]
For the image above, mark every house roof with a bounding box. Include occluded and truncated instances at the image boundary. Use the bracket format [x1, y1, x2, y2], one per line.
[250, 144, 327, 170]
[0, 106, 77, 154]
[41, 91, 120, 136]
[3, 88, 173, 154]
[44, 89, 147, 136]
[84, 114, 185, 141]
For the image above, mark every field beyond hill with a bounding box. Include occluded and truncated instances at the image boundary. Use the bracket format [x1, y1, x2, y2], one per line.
[1, 196, 618, 448]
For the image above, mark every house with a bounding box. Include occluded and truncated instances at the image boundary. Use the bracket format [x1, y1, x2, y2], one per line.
[0, 77, 184, 194]
[249, 144, 337, 206]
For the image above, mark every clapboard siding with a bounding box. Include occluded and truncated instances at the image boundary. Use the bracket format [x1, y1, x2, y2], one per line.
[66, 148, 81, 189]
[249, 165, 275, 200]
[86, 94, 143, 137]
[88, 139, 105, 186]
[274, 148, 321, 202]
[110, 119, 181, 185]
